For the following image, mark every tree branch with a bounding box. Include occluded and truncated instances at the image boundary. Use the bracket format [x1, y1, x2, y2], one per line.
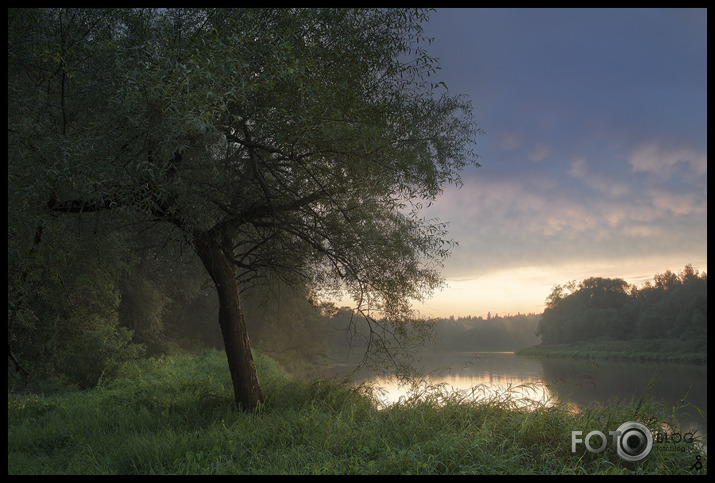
[206, 189, 329, 241]
[8, 344, 31, 387]
[46, 197, 115, 213]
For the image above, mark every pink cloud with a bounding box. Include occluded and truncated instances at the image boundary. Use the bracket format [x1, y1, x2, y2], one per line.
[628, 143, 707, 177]
[650, 191, 706, 215]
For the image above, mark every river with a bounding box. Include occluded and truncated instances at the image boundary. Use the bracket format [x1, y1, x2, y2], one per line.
[326, 351, 707, 442]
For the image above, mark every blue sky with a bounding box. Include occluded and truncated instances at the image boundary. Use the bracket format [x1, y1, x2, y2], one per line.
[413, 8, 707, 317]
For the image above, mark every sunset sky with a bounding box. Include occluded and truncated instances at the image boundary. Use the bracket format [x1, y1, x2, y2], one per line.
[412, 8, 707, 318]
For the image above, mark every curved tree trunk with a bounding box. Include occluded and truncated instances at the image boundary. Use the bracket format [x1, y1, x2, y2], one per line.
[194, 231, 264, 411]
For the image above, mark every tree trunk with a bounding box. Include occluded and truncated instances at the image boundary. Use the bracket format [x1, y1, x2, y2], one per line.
[194, 231, 264, 411]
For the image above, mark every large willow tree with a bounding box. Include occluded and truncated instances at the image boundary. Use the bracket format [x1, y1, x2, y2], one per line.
[8, 8, 481, 410]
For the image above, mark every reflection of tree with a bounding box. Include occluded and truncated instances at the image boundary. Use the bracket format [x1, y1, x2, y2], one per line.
[540, 358, 708, 433]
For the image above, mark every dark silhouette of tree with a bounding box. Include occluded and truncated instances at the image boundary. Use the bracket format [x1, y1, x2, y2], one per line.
[536, 266, 706, 345]
[9, 8, 482, 409]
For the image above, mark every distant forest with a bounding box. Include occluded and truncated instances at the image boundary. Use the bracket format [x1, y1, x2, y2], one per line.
[319, 310, 541, 363]
[535, 264, 707, 345]
[422, 313, 541, 352]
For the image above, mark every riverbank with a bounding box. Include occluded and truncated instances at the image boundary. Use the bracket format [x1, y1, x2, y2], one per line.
[8, 350, 706, 475]
[516, 338, 706, 364]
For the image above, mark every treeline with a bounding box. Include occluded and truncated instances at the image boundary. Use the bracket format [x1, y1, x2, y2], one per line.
[536, 264, 707, 345]
[428, 313, 541, 352]
[316, 308, 541, 360]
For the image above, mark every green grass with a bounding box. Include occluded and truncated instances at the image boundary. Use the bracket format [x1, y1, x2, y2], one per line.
[516, 338, 707, 364]
[8, 350, 707, 474]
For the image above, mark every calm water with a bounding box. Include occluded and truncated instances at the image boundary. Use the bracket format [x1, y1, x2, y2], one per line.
[327, 352, 707, 441]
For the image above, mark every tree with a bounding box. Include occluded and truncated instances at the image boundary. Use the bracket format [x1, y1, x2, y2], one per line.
[536, 267, 706, 345]
[7, 209, 143, 388]
[9, 8, 482, 410]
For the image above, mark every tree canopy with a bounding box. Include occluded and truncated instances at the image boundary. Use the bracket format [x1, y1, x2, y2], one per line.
[536, 265, 707, 345]
[8, 8, 482, 409]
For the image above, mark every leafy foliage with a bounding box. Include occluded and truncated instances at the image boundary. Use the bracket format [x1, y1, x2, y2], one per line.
[536, 265, 707, 345]
[7, 215, 143, 389]
[9, 8, 483, 395]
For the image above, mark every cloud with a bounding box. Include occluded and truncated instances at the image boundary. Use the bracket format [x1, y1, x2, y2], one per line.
[412, 8, 706, 317]
[627, 143, 707, 178]
[568, 156, 630, 198]
[495, 131, 523, 151]
[430, 167, 706, 282]
[569, 157, 587, 178]
[605, 209, 626, 227]
[621, 224, 662, 238]
[650, 190, 706, 216]
[528, 143, 551, 162]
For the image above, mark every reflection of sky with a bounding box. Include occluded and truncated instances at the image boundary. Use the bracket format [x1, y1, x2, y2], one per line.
[362, 352, 554, 409]
[410, 8, 707, 318]
[354, 352, 706, 443]
[370, 376, 552, 407]
[368, 373, 553, 410]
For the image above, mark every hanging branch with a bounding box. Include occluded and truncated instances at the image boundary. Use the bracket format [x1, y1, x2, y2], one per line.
[8, 344, 31, 387]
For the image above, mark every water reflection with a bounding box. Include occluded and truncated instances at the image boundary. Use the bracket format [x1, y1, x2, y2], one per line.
[367, 376, 553, 411]
[360, 352, 553, 410]
[536, 355, 707, 440]
[328, 352, 707, 441]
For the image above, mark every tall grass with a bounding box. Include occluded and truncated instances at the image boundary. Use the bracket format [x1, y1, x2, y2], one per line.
[8, 350, 707, 474]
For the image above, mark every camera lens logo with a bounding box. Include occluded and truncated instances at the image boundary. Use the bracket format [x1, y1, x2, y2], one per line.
[615, 421, 653, 462]
[572, 421, 654, 462]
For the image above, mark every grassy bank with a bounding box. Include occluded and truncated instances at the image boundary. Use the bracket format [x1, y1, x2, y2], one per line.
[516, 338, 706, 364]
[8, 350, 706, 475]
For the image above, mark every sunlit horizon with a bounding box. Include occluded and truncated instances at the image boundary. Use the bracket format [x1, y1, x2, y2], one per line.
[413, 258, 707, 319]
[409, 9, 706, 322]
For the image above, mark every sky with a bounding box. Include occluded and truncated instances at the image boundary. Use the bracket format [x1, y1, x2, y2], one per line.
[410, 8, 707, 318]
